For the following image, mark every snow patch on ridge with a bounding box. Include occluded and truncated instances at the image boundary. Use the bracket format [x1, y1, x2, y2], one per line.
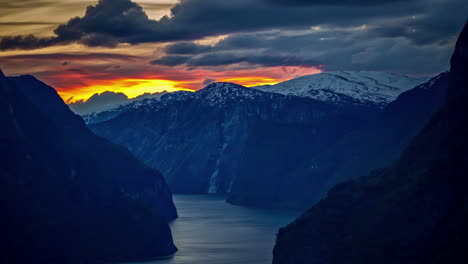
[254, 71, 430, 107]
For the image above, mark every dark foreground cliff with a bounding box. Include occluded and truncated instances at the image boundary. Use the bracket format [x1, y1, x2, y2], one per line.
[0, 70, 177, 263]
[273, 21, 468, 264]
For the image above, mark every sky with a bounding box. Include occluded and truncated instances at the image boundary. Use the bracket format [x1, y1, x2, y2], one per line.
[0, 0, 466, 103]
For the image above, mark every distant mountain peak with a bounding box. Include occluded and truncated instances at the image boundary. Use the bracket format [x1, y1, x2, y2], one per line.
[193, 82, 276, 106]
[255, 71, 431, 107]
[197, 82, 253, 97]
[202, 82, 246, 90]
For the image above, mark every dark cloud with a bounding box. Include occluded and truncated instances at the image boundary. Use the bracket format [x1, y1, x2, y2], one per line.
[153, 26, 457, 74]
[0, 35, 58, 50]
[191, 52, 318, 67]
[80, 33, 119, 48]
[152, 49, 319, 68]
[165, 42, 212, 54]
[203, 78, 216, 85]
[2, 0, 461, 50]
[366, 1, 468, 46]
[150, 55, 191, 66]
[138, 3, 175, 9]
[68, 90, 169, 114]
[164, 35, 267, 56]
[264, 0, 409, 6]
[68, 91, 129, 114]
[1, 0, 465, 76]
[0, 0, 157, 50]
[1, 53, 141, 61]
[67, 68, 86, 73]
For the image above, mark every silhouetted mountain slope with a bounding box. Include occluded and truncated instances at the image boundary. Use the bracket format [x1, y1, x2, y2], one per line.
[228, 72, 448, 209]
[0, 71, 177, 263]
[91, 82, 378, 194]
[273, 21, 468, 264]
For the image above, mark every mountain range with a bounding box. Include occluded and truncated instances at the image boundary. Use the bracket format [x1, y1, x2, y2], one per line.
[89, 81, 380, 194]
[83, 71, 429, 126]
[85, 70, 441, 210]
[255, 71, 429, 107]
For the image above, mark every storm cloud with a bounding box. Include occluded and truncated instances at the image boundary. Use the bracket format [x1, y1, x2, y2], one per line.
[1, 0, 466, 76]
[151, 50, 319, 68]
[2, 0, 464, 50]
[265, 0, 411, 6]
[153, 23, 459, 75]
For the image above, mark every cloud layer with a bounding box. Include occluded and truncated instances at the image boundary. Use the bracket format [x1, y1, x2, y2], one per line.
[0, 0, 466, 96]
[68, 90, 169, 114]
[2, 0, 465, 50]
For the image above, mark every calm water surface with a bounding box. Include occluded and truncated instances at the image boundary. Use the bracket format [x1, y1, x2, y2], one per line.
[127, 194, 299, 264]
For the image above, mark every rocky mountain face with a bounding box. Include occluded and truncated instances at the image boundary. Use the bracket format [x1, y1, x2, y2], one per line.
[273, 21, 468, 264]
[0, 71, 177, 263]
[91, 82, 379, 194]
[228, 72, 448, 209]
[255, 71, 429, 108]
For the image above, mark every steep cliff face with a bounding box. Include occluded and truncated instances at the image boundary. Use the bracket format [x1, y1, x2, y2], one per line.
[0, 71, 177, 263]
[273, 21, 468, 264]
[91, 82, 378, 194]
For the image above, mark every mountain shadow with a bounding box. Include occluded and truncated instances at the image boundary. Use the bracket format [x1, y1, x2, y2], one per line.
[0, 71, 178, 263]
[273, 21, 468, 264]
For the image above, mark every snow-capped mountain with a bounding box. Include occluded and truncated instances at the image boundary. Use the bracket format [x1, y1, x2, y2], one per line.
[83, 83, 292, 124]
[90, 82, 379, 195]
[82, 72, 425, 124]
[254, 71, 430, 107]
[81, 92, 191, 124]
[193, 82, 279, 105]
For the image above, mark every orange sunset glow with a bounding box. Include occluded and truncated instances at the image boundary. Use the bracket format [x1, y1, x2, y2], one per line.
[58, 78, 195, 103]
[48, 66, 322, 103]
[0, 0, 326, 106]
[217, 77, 281, 87]
[58, 75, 300, 103]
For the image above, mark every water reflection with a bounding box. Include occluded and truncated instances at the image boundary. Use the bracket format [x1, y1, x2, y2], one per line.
[127, 194, 299, 264]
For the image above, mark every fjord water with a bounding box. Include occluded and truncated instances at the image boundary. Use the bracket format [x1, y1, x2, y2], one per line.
[128, 195, 299, 264]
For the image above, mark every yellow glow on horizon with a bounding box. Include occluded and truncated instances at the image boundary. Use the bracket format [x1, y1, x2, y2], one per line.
[218, 77, 283, 87]
[58, 78, 194, 103]
[112, 79, 194, 98]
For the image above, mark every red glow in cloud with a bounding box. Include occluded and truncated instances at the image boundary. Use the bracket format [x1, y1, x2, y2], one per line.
[49, 65, 322, 102]
[0, 51, 322, 103]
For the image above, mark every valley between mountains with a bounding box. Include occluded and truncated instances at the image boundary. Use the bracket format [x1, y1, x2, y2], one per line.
[1, 20, 467, 264]
[81, 70, 443, 210]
